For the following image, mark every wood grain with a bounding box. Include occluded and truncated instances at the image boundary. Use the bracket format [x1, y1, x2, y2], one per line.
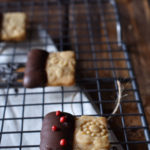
[117, 0, 150, 129]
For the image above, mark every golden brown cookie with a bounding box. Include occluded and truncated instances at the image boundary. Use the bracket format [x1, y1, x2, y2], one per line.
[1, 12, 27, 41]
[74, 116, 110, 150]
[46, 51, 76, 86]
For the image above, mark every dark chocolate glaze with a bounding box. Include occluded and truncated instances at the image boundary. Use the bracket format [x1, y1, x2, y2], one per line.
[0, 13, 3, 40]
[23, 49, 48, 88]
[40, 112, 75, 150]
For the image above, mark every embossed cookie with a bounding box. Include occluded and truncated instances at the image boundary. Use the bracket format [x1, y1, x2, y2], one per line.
[23, 49, 76, 88]
[1, 12, 27, 41]
[74, 116, 110, 150]
[46, 51, 76, 86]
[40, 111, 110, 150]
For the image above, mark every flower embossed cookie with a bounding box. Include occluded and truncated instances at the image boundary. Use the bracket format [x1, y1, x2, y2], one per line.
[74, 116, 110, 150]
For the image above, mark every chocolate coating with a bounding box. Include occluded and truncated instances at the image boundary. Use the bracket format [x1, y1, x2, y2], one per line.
[40, 112, 75, 150]
[0, 13, 3, 40]
[23, 49, 48, 88]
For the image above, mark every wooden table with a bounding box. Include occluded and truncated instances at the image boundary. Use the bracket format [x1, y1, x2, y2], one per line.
[117, 0, 150, 129]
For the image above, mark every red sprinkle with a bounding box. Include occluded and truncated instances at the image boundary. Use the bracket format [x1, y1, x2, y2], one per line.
[60, 116, 66, 123]
[51, 125, 57, 131]
[56, 111, 61, 116]
[60, 139, 67, 146]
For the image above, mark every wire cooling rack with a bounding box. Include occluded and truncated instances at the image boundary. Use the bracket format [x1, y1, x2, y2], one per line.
[0, 0, 150, 150]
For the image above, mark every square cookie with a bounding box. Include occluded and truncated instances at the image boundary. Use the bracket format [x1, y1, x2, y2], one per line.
[46, 51, 76, 86]
[1, 12, 27, 41]
[74, 116, 110, 150]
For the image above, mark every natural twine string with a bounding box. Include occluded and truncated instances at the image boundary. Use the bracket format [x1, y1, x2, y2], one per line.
[71, 80, 123, 120]
[107, 80, 122, 121]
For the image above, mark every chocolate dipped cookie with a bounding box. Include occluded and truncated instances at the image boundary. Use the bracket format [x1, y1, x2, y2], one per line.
[23, 49, 76, 88]
[40, 111, 110, 150]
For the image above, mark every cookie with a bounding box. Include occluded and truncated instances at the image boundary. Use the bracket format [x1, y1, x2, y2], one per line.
[23, 49, 76, 88]
[46, 51, 76, 86]
[1, 12, 27, 41]
[74, 116, 110, 150]
[40, 111, 110, 150]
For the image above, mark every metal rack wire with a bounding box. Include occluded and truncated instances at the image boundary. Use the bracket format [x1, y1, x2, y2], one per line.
[0, 0, 150, 149]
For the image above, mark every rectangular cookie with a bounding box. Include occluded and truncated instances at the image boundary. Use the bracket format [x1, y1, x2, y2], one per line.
[46, 51, 76, 86]
[40, 111, 110, 150]
[1, 12, 27, 41]
[23, 49, 76, 88]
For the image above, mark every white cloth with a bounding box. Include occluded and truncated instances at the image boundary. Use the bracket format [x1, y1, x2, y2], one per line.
[0, 26, 123, 149]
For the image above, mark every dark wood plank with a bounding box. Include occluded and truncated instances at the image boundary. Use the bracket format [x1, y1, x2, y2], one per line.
[117, 0, 150, 129]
